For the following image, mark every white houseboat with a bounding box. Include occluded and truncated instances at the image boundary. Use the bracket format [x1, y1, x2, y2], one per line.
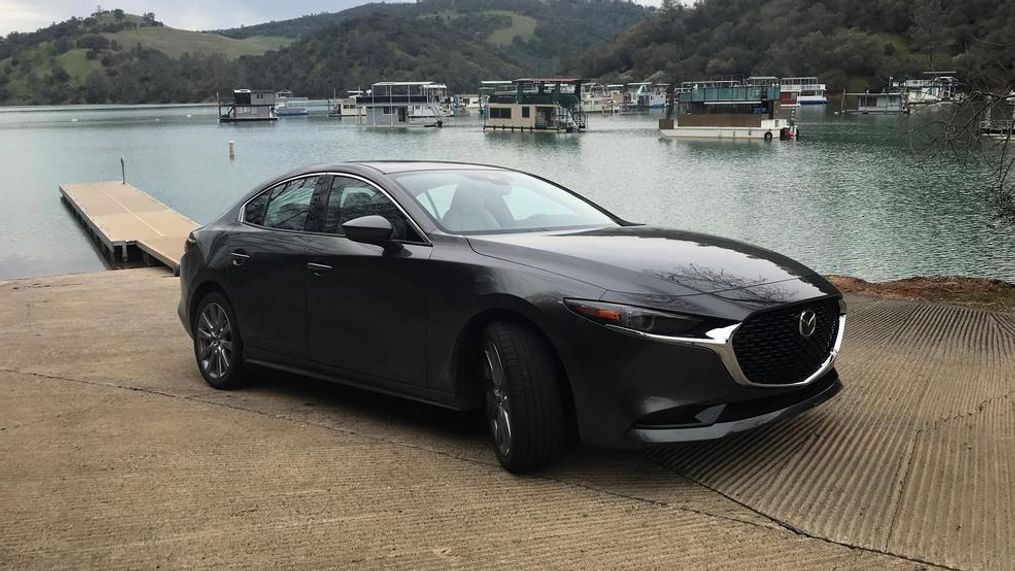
[659, 82, 796, 140]
[780, 77, 828, 105]
[903, 72, 959, 106]
[630, 82, 669, 108]
[275, 89, 309, 117]
[356, 82, 449, 127]
[581, 82, 623, 113]
[456, 93, 482, 112]
[328, 90, 364, 118]
[484, 78, 587, 132]
[217, 89, 278, 122]
[842, 88, 908, 114]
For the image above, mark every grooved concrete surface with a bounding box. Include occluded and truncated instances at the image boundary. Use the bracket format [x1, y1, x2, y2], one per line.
[0, 268, 1011, 569]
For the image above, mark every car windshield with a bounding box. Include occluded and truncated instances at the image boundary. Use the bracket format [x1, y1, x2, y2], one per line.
[392, 169, 620, 234]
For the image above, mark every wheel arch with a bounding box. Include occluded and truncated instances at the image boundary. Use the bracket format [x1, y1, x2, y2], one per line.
[188, 279, 229, 327]
[450, 305, 577, 434]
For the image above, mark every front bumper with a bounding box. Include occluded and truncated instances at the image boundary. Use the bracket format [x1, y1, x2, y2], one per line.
[625, 369, 841, 445]
[554, 299, 846, 449]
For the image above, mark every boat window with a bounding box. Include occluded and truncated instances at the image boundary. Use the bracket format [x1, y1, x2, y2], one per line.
[394, 170, 618, 234]
[321, 176, 420, 242]
[522, 106, 530, 118]
[489, 107, 512, 119]
[260, 177, 320, 231]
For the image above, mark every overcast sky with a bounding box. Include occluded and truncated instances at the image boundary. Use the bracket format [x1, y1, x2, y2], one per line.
[1, 0, 665, 35]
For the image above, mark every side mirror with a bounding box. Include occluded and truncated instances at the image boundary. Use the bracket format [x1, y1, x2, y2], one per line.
[342, 215, 395, 247]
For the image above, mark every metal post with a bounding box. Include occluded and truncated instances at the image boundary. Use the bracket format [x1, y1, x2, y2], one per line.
[120, 157, 125, 184]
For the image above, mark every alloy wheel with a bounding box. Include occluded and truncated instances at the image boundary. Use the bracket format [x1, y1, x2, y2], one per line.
[483, 342, 513, 457]
[196, 302, 233, 380]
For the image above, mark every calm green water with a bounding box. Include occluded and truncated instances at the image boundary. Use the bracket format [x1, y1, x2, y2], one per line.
[0, 104, 1011, 281]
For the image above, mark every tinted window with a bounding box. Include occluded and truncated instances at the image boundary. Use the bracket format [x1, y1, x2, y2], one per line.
[322, 176, 420, 242]
[261, 177, 319, 231]
[243, 192, 269, 225]
[394, 170, 618, 233]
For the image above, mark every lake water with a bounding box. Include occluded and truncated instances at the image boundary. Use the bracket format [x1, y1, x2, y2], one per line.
[0, 104, 1011, 282]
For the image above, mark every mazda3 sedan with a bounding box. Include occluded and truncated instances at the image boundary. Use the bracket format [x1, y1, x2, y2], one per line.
[178, 161, 845, 472]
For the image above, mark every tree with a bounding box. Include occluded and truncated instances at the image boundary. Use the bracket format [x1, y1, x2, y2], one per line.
[113, 9, 125, 21]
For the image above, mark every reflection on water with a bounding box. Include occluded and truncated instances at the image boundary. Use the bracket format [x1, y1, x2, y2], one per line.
[0, 104, 1010, 281]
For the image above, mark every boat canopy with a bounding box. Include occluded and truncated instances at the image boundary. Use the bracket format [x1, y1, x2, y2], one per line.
[372, 81, 436, 87]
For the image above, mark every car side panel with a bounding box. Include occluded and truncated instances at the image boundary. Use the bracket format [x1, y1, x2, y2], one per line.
[422, 235, 606, 400]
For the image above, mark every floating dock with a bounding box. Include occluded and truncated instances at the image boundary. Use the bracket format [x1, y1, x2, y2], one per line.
[59, 181, 198, 273]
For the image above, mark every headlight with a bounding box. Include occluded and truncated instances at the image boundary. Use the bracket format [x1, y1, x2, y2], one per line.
[564, 299, 718, 337]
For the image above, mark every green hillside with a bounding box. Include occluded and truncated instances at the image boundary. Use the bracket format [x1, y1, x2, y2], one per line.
[0, 1, 650, 104]
[0, 9, 289, 104]
[569, 0, 1015, 92]
[103, 27, 290, 59]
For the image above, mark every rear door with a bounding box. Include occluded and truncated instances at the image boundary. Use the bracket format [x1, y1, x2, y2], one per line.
[304, 174, 432, 386]
[226, 175, 327, 359]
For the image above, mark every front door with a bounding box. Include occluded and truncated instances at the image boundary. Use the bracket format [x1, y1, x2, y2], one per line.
[398, 106, 408, 123]
[305, 175, 431, 386]
[226, 175, 326, 359]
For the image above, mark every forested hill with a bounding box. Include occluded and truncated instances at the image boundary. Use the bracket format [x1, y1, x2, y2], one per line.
[0, 0, 651, 105]
[569, 0, 1015, 91]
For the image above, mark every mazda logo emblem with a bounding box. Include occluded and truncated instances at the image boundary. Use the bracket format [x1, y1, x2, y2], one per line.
[798, 310, 817, 339]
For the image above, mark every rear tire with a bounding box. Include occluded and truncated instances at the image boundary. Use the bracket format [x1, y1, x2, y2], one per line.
[192, 292, 247, 390]
[482, 322, 567, 473]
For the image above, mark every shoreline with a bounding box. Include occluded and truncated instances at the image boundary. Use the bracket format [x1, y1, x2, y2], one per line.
[827, 274, 1015, 312]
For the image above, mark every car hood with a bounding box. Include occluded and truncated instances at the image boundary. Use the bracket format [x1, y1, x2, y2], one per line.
[466, 225, 830, 298]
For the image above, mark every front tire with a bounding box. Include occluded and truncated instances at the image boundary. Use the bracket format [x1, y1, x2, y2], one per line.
[193, 292, 247, 390]
[482, 322, 567, 472]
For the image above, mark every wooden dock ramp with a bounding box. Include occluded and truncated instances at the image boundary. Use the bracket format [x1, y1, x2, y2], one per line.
[59, 182, 199, 273]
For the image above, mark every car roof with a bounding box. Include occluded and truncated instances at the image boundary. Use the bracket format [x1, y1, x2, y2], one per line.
[285, 161, 507, 176]
[354, 161, 507, 175]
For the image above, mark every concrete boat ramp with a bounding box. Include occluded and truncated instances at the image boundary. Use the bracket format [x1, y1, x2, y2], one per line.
[0, 268, 1012, 569]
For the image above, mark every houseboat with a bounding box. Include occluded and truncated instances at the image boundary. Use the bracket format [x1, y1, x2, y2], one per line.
[356, 82, 449, 127]
[903, 72, 959, 106]
[483, 78, 587, 132]
[977, 100, 1015, 139]
[629, 82, 669, 108]
[658, 82, 796, 140]
[217, 89, 277, 122]
[780, 77, 828, 105]
[605, 84, 630, 110]
[747, 76, 799, 107]
[328, 90, 364, 118]
[423, 83, 453, 116]
[275, 89, 309, 117]
[456, 93, 482, 112]
[581, 82, 622, 114]
[841, 88, 908, 114]
[479, 80, 514, 115]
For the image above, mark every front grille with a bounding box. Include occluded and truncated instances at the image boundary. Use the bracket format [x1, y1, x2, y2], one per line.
[731, 298, 840, 385]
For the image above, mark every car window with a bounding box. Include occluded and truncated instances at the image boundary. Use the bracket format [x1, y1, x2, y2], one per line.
[261, 177, 319, 231]
[414, 184, 456, 220]
[322, 176, 421, 242]
[393, 170, 618, 234]
[243, 192, 269, 226]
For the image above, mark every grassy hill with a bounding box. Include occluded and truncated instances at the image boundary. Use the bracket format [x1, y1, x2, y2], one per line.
[103, 27, 290, 59]
[0, 1, 649, 104]
[0, 9, 289, 104]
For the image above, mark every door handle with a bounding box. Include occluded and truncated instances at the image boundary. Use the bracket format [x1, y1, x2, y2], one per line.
[307, 262, 333, 274]
[230, 251, 251, 266]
